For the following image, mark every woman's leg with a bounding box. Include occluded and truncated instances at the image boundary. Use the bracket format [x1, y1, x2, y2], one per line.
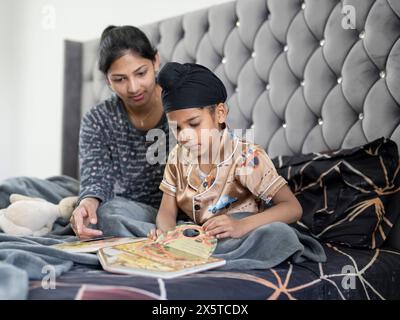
[96, 197, 158, 237]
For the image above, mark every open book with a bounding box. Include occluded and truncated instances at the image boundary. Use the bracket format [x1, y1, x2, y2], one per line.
[97, 224, 225, 279]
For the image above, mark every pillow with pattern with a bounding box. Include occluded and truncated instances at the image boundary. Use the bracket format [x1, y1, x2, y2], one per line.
[272, 138, 400, 249]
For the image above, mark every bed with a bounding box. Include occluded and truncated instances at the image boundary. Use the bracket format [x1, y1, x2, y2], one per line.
[30, 0, 400, 300]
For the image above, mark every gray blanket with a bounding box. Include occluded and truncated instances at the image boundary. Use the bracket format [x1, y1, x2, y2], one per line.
[0, 176, 326, 300]
[0, 176, 99, 299]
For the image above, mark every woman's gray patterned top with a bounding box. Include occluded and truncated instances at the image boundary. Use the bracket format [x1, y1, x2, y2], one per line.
[78, 94, 171, 208]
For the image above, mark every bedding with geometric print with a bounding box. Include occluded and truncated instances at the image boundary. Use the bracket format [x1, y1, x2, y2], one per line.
[273, 138, 400, 249]
[28, 243, 400, 300]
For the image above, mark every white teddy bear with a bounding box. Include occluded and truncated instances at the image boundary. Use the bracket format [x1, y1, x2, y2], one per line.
[0, 194, 78, 236]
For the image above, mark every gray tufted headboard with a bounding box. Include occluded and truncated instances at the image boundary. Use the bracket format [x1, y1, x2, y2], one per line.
[62, 0, 400, 248]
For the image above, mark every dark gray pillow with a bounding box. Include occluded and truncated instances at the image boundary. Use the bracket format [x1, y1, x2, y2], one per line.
[273, 138, 400, 249]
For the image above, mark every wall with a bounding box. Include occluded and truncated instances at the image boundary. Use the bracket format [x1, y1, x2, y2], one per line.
[0, 0, 232, 181]
[0, 0, 21, 180]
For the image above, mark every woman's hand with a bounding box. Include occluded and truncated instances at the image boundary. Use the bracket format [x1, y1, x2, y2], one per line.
[203, 215, 248, 239]
[147, 228, 163, 241]
[70, 197, 103, 239]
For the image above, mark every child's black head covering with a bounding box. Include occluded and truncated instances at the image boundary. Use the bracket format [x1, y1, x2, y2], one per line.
[157, 62, 227, 113]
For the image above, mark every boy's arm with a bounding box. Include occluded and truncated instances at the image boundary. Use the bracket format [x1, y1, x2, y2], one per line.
[204, 185, 302, 238]
[239, 185, 303, 235]
[156, 193, 178, 233]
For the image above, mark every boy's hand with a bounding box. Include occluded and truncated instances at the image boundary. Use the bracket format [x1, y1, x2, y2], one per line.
[147, 228, 163, 241]
[203, 215, 247, 239]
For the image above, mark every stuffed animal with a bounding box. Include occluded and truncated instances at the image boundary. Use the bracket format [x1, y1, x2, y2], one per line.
[0, 194, 78, 236]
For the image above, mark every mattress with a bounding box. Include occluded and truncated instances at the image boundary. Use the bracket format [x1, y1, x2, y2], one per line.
[28, 243, 400, 300]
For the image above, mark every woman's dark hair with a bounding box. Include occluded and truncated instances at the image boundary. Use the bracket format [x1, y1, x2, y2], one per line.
[98, 25, 158, 74]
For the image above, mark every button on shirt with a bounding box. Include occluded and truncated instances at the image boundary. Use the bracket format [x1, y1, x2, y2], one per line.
[159, 129, 287, 224]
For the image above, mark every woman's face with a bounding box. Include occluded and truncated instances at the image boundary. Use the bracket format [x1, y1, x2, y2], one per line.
[167, 104, 227, 162]
[106, 52, 160, 110]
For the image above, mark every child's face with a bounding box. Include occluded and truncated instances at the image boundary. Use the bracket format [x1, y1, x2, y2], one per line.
[167, 104, 227, 161]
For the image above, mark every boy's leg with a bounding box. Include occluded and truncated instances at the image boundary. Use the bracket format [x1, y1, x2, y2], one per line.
[214, 213, 326, 269]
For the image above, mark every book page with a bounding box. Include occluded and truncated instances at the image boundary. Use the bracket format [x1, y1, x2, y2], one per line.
[156, 224, 217, 259]
[101, 248, 175, 272]
[51, 236, 143, 253]
[104, 243, 222, 272]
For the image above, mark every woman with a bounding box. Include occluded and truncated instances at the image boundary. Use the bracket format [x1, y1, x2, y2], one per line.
[70, 25, 170, 239]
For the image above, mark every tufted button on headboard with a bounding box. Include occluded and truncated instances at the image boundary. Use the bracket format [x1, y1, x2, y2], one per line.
[64, 0, 400, 167]
[62, 0, 400, 247]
